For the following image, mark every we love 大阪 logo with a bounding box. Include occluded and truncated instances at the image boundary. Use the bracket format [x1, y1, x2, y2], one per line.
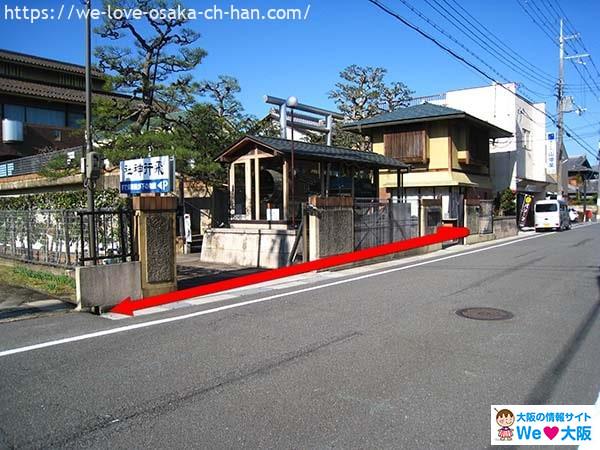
[491, 405, 598, 446]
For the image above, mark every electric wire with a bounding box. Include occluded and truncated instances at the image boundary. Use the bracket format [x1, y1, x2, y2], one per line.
[367, 0, 598, 160]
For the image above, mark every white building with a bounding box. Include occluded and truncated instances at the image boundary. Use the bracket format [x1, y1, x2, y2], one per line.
[421, 83, 549, 199]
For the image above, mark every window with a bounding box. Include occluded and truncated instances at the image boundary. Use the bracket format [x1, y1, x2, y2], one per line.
[26, 107, 65, 127]
[383, 130, 427, 163]
[3, 104, 67, 127]
[67, 111, 85, 128]
[468, 127, 490, 164]
[535, 203, 557, 213]
[3, 104, 25, 122]
[523, 128, 531, 149]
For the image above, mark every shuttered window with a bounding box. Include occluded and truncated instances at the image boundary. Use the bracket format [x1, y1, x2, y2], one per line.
[383, 130, 427, 163]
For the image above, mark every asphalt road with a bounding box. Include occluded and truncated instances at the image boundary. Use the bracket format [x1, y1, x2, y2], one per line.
[0, 225, 599, 449]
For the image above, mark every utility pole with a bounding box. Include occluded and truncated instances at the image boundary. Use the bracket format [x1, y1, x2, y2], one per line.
[85, 0, 97, 264]
[557, 18, 589, 200]
[556, 18, 564, 199]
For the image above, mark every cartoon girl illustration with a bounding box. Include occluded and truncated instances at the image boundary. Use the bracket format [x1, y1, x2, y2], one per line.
[496, 409, 515, 441]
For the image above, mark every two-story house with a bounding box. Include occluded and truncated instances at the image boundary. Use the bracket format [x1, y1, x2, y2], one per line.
[0, 49, 125, 162]
[343, 102, 512, 221]
[417, 83, 552, 200]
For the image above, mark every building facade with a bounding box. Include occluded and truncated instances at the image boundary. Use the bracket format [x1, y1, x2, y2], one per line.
[0, 49, 120, 162]
[419, 83, 549, 199]
[344, 103, 511, 222]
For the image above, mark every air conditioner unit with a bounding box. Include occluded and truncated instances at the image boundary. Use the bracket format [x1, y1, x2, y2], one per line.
[2, 119, 24, 143]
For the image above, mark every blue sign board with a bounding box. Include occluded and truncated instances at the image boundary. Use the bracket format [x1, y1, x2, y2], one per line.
[120, 179, 172, 194]
[119, 156, 175, 195]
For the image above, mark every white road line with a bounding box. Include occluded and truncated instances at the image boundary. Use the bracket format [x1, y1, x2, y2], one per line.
[0, 228, 585, 359]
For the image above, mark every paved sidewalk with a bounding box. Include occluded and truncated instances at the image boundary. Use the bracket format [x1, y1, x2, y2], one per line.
[177, 254, 265, 289]
[0, 284, 74, 322]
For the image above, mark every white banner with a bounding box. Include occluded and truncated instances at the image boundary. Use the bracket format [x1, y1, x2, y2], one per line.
[546, 133, 557, 175]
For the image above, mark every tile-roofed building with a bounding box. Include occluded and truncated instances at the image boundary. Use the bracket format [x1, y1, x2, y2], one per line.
[344, 102, 512, 139]
[564, 155, 591, 173]
[0, 48, 125, 161]
[217, 134, 410, 225]
[219, 135, 410, 170]
[342, 102, 512, 223]
[565, 155, 598, 200]
[0, 49, 104, 77]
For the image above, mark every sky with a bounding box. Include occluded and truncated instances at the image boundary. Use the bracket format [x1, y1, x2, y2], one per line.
[1, 0, 599, 158]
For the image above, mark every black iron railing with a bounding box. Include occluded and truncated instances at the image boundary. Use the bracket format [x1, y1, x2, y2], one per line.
[0, 207, 136, 267]
[77, 208, 136, 265]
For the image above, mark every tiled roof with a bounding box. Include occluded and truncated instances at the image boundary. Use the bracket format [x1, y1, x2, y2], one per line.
[343, 102, 512, 138]
[0, 76, 129, 104]
[345, 103, 465, 128]
[219, 135, 410, 170]
[0, 49, 103, 77]
[564, 155, 592, 172]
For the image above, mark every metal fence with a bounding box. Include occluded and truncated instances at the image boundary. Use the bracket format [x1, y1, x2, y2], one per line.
[0, 208, 135, 267]
[0, 146, 82, 178]
[353, 199, 419, 250]
[77, 209, 136, 265]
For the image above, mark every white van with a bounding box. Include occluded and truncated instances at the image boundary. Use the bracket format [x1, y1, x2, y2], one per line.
[534, 199, 570, 232]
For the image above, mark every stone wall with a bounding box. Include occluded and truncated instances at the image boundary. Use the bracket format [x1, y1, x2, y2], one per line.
[309, 208, 354, 259]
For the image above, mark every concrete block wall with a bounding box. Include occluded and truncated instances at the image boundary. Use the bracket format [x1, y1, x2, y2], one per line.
[201, 228, 296, 268]
[494, 216, 518, 239]
[76, 261, 142, 309]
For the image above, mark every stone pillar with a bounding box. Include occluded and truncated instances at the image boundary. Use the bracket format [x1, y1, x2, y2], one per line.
[132, 196, 178, 298]
[307, 196, 354, 261]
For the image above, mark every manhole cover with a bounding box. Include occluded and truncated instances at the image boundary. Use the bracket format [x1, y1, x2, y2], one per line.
[456, 307, 513, 321]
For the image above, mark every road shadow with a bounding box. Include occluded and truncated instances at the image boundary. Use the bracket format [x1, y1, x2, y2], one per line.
[525, 273, 600, 405]
[486, 274, 600, 449]
[177, 265, 266, 290]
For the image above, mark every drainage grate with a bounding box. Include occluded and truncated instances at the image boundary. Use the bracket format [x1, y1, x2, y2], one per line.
[456, 307, 513, 321]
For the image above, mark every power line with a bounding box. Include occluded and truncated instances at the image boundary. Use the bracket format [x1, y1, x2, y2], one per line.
[547, 0, 600, 81]
[367, 0, 598, 160]
[515, 0, 558, 45]
[444, 0, 556, 82]
[394, 0, 551, 98]
[425, 0, 556, 89]
[538, 0, 600, 98]
[528, 0, 559, 31]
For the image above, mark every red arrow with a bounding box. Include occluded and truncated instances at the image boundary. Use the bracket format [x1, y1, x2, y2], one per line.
[111, 226, 469, 316]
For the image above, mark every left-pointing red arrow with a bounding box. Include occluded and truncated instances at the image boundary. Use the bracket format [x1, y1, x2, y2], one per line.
[110, 226, 469, 316]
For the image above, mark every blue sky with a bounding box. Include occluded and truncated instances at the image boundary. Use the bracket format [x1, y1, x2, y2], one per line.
[1, 0, 599, 158]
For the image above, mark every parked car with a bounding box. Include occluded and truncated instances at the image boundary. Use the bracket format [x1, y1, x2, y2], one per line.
[534, 199, 570, 232]
[569, 208, 579, 223]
